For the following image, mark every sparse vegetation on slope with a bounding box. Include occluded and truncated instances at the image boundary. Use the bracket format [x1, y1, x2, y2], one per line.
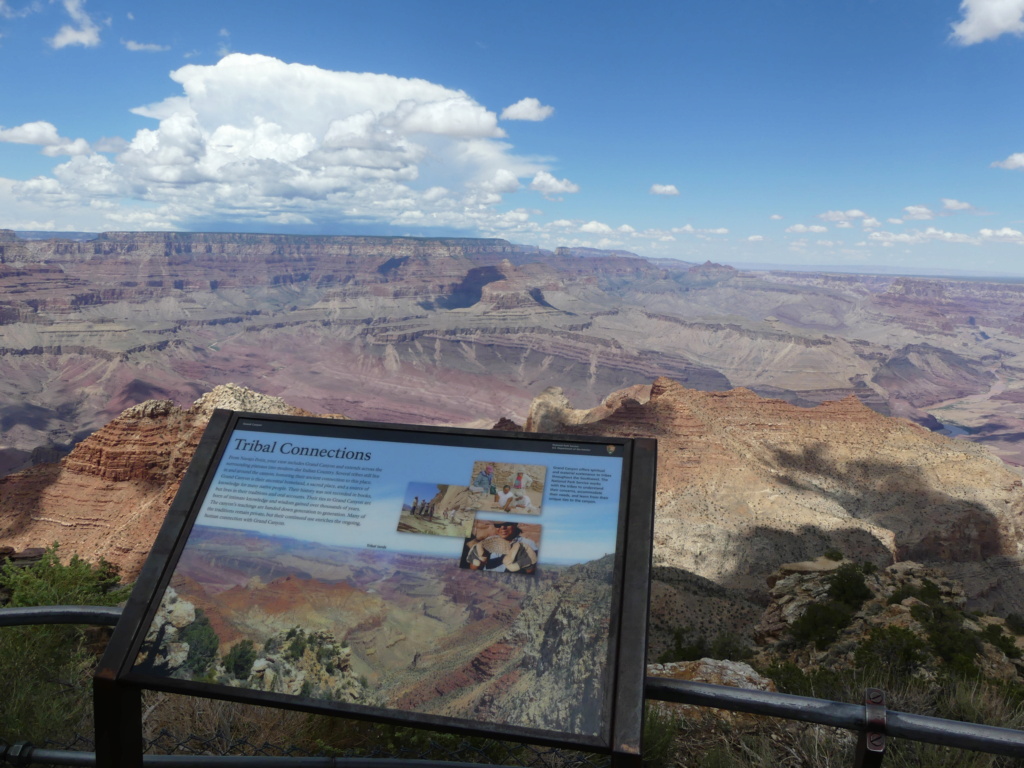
[0, 543, 127, 744]
[651, 559, 1024, 767]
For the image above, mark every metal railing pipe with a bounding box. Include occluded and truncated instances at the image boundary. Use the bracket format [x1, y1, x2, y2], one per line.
[3, 747, 506, 768]
[0, 606, 123, 628]
[887, 710, 1024, 758]
[645, 677, 865, 730]
[6, 748, 96, 767]
[646, 677, 1024, 758]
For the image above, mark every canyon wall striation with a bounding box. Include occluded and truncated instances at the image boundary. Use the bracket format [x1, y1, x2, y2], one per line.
[3, 230, 1023, 477]
[3, 379, 1023, 659]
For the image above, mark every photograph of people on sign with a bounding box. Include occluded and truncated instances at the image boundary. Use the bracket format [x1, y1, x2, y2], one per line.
[396, 482, 476, 538]
[132, 425, 624, 739]
[460, 519, 541, 574]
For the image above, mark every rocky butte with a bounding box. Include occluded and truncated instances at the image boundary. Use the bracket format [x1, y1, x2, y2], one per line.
[2, 230, 1023, 480]
[2, 379, 1022, 659]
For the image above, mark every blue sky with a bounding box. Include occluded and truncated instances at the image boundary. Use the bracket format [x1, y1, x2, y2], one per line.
[3, 1, 1024, 274]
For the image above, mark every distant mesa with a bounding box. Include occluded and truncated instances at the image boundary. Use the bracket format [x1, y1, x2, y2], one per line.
[2, 230, 1022, 474]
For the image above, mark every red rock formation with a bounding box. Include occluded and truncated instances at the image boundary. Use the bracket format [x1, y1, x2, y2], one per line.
[523, 377, 1024, 648]
[4, 376, 1024, 655]
[0, 384, 322, 577]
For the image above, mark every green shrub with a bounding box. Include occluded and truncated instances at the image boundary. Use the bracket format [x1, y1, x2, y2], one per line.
[982, 623, 1022, 659]
[0, 543, 127, 744]
[889, 578, 943, 607]
[0, 543, 124, 607]
[224, 639, 257, 679]
[791, 601, 853, 649]
[788, 564, 874, 651]
[823, 548, 844, 561]
[828, 563, 872, 611]
[1006, 613, 1024, 636]
[888, 585, 915, 605]
[179, 609, 219, 674]
[657, 628, 754, 663]
[855, 625, 927, 678]
[287, 634, 308, 661]
[911, 602, 981, 675]
[656, 627, 708, 663]
[709, 631, 754, 661]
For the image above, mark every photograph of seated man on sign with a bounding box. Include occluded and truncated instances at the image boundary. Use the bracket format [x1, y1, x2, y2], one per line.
[460, 519, 541, 574]
[467, 460, 545, 515]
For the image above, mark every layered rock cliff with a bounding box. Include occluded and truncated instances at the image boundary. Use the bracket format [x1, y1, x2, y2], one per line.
[0, 384, 324, 575]
[4, 230, 1024, 477]
[522, 378, 1024, 653]
[3, 377, 1023, 662]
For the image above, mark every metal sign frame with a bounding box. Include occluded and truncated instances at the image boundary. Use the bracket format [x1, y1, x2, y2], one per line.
[96, 410, 655, 767]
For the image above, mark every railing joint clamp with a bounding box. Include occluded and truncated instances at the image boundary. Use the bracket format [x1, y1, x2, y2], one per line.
[854, 687, 887, 768]
[3, 742, 34, 768]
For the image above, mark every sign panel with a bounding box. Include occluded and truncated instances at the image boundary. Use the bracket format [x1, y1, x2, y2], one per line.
[110, 412, 654, 752]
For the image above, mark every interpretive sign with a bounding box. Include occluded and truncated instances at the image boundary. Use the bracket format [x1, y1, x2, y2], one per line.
[96, 410, 656, 765]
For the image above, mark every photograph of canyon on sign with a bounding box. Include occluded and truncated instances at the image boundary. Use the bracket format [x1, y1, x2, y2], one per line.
[5, 0, 1024, 762]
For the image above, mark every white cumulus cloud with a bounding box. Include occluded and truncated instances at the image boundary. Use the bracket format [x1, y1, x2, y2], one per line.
[951, 0, 1024, 44]
[869, 227, 978, 245]
[818, 209, 866, 222]
[980, 226, 1024, 242]
[42, 137, 91, 156]
[123, 39, 170, 52]
[480, 169, 521, 194]
[0, 121, 62, 145]
[49, 0, 101, 49]
[7, 54, 577, 234]
[649, 184, 679, 196]
[500, 97, 554, 121]
[580, 220, 613, 234]
[786, 224, 828, 233]
[993, 152, 1024, 170]
[529, 171, 579, 197]
[942, 198, 974, 210]
[0, 121, 91, 156]
[903, 205, 934, 220]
